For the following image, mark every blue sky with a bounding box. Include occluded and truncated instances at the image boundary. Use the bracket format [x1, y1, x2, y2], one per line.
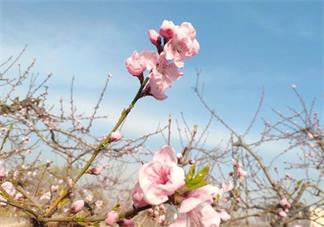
[0, 1, 323, 153]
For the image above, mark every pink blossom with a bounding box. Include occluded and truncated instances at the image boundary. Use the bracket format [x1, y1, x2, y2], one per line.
[0, 182, 23, 205]
[159, 20, 176, 39]
[121, 219, 135, 227]
[125, 51, 146, 76]
[279, 197, 291, 209]
[278, 209, 287, 218]
[232, 160, 247, 180]
[179, 185, 220, 212]
[142, 51, 159, 70]
[170, 185, 229, 227]
[237, 167, 247, 179]
[125, 51, 159, 76]
[148, 54, 183, 100]
[132, 183, 149, 208]
[105, 211, 119, 226]
[109, 132, 122, 142]
[1, 182, 16, 196]
[148, 29, 161, 46]
[163, 22, 199, 68]
[70, 200, 84, 213]
[147, 68, 171, 100]
[88, 166, 103, 175]
[139, 145, 185, 205]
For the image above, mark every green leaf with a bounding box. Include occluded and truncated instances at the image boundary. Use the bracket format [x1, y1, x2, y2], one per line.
[187, 180, 209, 190]
[185, 165, 210, 191]
[190, 165, 209, 185]
[185, 164, 196, 183]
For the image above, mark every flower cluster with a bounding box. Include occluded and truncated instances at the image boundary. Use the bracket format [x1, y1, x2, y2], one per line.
[125, 20, 199, 100]
[0, 181, 23, 206]
[129, 145, 229, 227]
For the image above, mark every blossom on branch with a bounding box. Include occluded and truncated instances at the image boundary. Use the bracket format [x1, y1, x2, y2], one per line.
[70, 199, 84, 213]
[137, 145, 185, 205]
[125, 51, 159, 77]
[170, 185, 230, 227]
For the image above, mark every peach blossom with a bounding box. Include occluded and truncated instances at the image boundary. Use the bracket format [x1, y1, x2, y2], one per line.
[125, 51, 159, 76]
[148, 54, 182, 100]
[125, 51, 146, 76]
[163, 22, 199, 68]
[139, 145, 185, 205]
[159, 20, 176, 39]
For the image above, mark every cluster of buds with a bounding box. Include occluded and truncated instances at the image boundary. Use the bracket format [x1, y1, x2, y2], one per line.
[230, 160, 247, 181]
[130, 145, 230, 227]
[147, 205, 167, 225]
[277, 197, 291, 218]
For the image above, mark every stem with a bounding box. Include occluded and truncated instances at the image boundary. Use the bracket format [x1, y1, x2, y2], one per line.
[44, 78, 149, 217]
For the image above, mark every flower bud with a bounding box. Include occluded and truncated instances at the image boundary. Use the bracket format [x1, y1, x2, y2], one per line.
[70, 200, 84, 213]
[87, 166, 103, 175]
[109, 132, 122, 142]
[105, 211, 119, 226]
[148, 29, 161, 47]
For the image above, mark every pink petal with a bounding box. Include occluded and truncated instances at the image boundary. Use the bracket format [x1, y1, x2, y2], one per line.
[179, 197, 204, 213]
[201, 205, 221, 227]
[153, 145, 177, 163]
